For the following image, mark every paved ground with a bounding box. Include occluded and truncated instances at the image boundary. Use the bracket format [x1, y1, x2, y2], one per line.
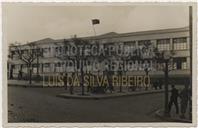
[8, 86, 166, 123]
[57, 89, 165, 100]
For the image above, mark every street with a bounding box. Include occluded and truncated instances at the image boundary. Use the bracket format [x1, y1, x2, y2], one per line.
[8, 86, 164, 122]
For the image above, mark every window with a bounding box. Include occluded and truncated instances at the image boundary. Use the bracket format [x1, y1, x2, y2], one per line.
[55, 62, 64, 72]
[173, 57, 187, 70]
[32, 49, 36, 53]
[21, 50, 24, 54]
[55, 47, 58, 52]
[58, 62, 61, 67]
[43, 48, 47, 52]
[59, 47, 62, 53]
[44, 63, 50, 67]
[32, 64, 38, 74]
[11, 51, 15, 55]
[11, 65, 15, 69]
[32, 64, 38, 67]
[138, 40, 151, 47]
[124, 41, 136, 50]
[41, 48, 44, 57]
[43, 63, 50, 73]
[64, 46, 69, 53]
[157, 39, 170, 51]
[124, 41, 136, 46]
[138, 40, 153, 58]
[36, 48, 40, 52]
[56, 62, 61, 67]
[69, 62, 73, 67]
[173, 37, 187, 50]
[85, 60, 91, 66]
[182, 62, 187, 69]
[10, 51, 15, 59]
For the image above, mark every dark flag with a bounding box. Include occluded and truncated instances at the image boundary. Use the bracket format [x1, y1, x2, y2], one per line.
[92, 19, 100, 25]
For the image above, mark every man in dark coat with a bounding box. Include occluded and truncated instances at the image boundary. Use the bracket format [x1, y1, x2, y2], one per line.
[168, 84, 179, 114]
[179, 84, 190, 119]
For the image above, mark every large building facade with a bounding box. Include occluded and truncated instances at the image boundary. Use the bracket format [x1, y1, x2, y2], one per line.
[7, 27, 191, 84]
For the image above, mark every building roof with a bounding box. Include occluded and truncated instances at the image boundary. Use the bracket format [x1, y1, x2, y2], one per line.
[83, 26, 189, 40]
[29, 38, 55, 45]
[22, 26, 190, 46]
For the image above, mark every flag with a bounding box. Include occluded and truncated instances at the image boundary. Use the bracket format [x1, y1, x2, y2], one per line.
[92, 19, 100, 25]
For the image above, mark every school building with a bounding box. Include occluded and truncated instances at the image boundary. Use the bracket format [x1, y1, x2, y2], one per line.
[7, 27, 191, 85]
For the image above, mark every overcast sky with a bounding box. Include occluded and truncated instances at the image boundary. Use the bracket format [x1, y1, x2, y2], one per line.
[3, 3, 189, 44]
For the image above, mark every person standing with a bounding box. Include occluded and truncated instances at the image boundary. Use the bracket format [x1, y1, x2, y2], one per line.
[63, 73, 67, 90]
[18, 69, 23, 80]
[189, 86, 192, 120]
[179, 84, 190, 119]
[69, 72, 75, 95]
[153, 80, 158, 90]
[168, 84, 179, 114]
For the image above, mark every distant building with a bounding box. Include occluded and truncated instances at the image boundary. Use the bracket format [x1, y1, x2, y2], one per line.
[8, 27, 190, 84]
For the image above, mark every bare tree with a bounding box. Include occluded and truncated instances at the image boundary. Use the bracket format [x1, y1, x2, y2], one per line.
[55, 37, 90, 95]
[153, 47, 175, 115]
[11, 42, 43, 85]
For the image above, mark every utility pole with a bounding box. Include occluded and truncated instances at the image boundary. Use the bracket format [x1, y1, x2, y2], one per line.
[164, 59, 169, 116]
[189, 6, 192, 86]
[189, 5, 193, 120]
[36, 53, 39, 77]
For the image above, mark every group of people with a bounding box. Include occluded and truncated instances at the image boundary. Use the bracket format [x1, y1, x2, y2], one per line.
[153, 80, 163, 90]
[168, 84, 192, 119]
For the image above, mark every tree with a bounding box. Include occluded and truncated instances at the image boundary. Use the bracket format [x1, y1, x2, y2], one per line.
[11, 42, 43, 85]
[153, 48, 175, 116]
[128, 41, 175, 113]
[70, 37, 91, 95]
[55, 37, 90, 95]
[141, 42, 154, 90]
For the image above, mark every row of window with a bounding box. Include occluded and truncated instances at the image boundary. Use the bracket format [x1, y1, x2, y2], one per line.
[124, 37, 188, 51]
[157, 37, 188, 51]
[9, 37, 188, 59]
[10, 57, 188, 73]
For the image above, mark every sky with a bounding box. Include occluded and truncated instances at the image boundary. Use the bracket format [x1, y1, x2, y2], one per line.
[3, 3, 189, 44]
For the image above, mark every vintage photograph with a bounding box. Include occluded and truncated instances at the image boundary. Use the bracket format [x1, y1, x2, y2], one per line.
[2, 2, 196, 126]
